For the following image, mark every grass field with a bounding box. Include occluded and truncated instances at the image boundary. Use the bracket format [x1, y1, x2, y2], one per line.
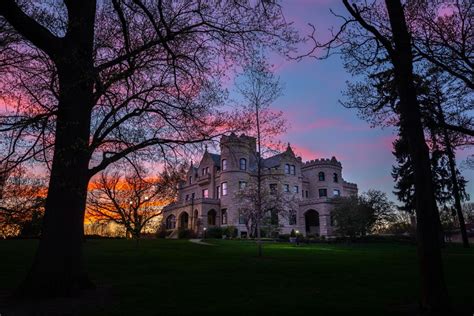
[0, 239, 473, 315]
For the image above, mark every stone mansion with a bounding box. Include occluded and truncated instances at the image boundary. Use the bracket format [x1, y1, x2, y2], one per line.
[163, 133, 358, 237]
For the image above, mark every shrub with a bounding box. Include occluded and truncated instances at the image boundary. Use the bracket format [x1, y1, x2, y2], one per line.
[290, 229, 296, 237]
[178, 229, 196, 239]
[205, 227, 223, 238]
[222, 226, 238, 238]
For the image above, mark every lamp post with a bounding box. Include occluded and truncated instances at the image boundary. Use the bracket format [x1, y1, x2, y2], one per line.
[203, 227, 207, 240]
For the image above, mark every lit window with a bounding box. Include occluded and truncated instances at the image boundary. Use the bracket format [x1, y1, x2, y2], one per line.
[319, 188, 327, 197]
[202, 189, 209, 198]
[333, 189, 340, 196]
[222, 182, 228, 196]
[289, 210, 297, 225]
[239, 158, 247, 170]
[284, 184, 290, 192]
[293, 185, 299, 193]
[222, 159, 227, 170]
[285, 164, 290, 174]
[333, 173, 338, 183]
[239, 181, 247, 189]
[290, 165, 296, 175]
[221, 209, 227, 225]
[318, 172, 325, 181]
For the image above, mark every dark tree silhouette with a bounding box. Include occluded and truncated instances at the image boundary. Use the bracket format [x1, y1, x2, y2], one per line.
[0, 0, 298, 297]
[296, 0, 473, 313]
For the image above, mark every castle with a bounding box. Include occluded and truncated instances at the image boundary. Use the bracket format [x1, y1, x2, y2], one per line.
[162, 133, 358, 237]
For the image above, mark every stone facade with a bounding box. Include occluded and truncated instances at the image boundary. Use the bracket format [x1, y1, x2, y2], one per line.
[163, 133, 358, 237]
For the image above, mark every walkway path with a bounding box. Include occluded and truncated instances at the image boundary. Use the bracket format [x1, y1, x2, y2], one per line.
[189, 239, 215, 246]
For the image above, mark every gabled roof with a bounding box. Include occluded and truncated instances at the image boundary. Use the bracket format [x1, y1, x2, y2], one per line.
[209, 153, 221, 166]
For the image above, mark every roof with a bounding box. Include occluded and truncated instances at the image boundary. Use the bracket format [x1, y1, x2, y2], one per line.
[262, 153, 284, 168]
[209, 153, 221, 166]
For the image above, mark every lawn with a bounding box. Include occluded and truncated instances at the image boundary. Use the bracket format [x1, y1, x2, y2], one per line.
[0, 239, 473, 315]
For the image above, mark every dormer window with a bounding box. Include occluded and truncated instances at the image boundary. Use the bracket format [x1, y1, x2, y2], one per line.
[318, 172, 325, 181]
[239, 158, 247, 171]
[222, 159, 227, 171]
[333, 173, 338, 183]
[290, 165, 296, 175]
[285, 164, 290, 174]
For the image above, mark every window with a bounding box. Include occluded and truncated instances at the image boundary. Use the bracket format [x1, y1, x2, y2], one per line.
[289, 210, 297, 225]
[239, 181, 247, 190]
[333, 173, 338, 183]
[239, 212, 246, 224]
[318, 172, 325, 181]
[269, 183, 277, 194]
[221, 209, 228, 225]
[191, 192, 195, 199]
[239, 158, 247, 170]
[202, 189, 209, 198]
[270, 209, 278, 225]
[189, 176, 193, 184]
[185, 194, 189, 201]
[319, 188, 328, 197]
[166, 215, 176, 229]
[222, 159, 227, 170]
[302, 190, 304, 198]
[293, 185, 299, 193]
[221, 182, 228, 196]
[333, 189, 340, 196]
[284, 184, 290, 192]
[290, 165, 296, 175]
[216, 186, 220, 199]
[285, 164, 290, 174]
[305, 190, 309, 198]
[330, 213, 335, 226]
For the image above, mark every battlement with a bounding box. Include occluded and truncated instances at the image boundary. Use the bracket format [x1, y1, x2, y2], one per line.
[220, 133, 256, 150]
[301, 156, 342, 169]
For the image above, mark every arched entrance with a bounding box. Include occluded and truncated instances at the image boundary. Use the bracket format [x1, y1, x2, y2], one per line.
[165, 215, 176, 230]
[179, 212, 189, 229]
[208, 209, 217, 226]
[305, 209, 320, 236]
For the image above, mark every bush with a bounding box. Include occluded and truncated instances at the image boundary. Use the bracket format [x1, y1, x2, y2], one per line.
[205, 227, 223, 239]
[178, 229, 196, 239]
[222, 226, 238, 238]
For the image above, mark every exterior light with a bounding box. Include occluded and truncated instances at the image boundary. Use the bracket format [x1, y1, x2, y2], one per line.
[203, 227, 207, 231]
[295, 230, 299, 234]
[129, 201, 133, 205]
[145, 196, 149, 200]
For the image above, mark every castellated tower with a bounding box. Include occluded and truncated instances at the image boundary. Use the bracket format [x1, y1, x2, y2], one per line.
[219, 133, 256, 224]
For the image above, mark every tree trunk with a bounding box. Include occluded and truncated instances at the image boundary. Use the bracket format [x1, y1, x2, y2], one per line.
[385, 1, 451, 314]
[436, 105, 469, 248]
[16, 1, 96, 297]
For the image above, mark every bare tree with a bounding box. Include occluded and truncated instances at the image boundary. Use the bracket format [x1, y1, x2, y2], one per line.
[87, 163, 179, 243]
[0, 164, 46, 238]
[234, 52, 286, 256]
[0, 0, 299, 296]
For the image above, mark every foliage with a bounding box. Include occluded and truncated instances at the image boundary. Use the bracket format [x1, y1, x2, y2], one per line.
[222, 226, 238, 238]
[205, 227, 223, 239]
[332, 190, 396, 237]
[177, 229, 196, 239]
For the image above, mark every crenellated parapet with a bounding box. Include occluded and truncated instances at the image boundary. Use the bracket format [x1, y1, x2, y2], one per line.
[301, 156, 342, 170]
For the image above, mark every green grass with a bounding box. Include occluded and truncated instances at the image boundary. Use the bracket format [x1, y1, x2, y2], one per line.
[0, 239, 473, 315]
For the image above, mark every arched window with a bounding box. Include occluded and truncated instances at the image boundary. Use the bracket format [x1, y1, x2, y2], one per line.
[166, 215, 176, 229]
[333, 173, 338, 183]
[221, 182, 228, 196]
[239, 158, 247, 170]
[318, 172, 325, 181]
[222, 159, 227, 170]
[208, 209, 217, 226]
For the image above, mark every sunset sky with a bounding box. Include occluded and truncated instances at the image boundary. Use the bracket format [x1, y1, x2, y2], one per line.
[252, 0, 474, 202]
